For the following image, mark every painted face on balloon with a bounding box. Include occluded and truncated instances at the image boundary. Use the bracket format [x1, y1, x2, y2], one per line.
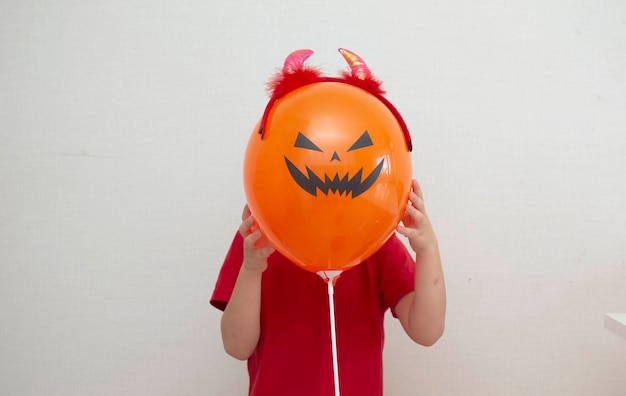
[251, 81, 405, 209]
[284, 130, 384, 198]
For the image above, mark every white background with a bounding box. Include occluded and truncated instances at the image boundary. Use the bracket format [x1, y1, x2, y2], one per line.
[1, 1, 625, 395]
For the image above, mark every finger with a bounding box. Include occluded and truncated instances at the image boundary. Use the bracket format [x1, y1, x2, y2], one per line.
[399, 205, 415, 228]
[243, 230, 264, 252]
[241, 204, 252, 221]
[412, 179, 423, 200]
[248, 230, 274, 253]
[407, 202, 422, 221]
[408, 191, 425, 213]
[238, 215, 255, 237]
[396, 224, 408, 236]
[396, 223, 415, 239]
[405, 200, 427, 227]
[247, 229, 262, 244]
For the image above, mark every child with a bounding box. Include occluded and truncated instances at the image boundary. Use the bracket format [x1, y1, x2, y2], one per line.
[211, 179, 446, 396]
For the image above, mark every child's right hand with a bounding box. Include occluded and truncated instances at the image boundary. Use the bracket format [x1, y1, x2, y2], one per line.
[239, 204, 275, 273]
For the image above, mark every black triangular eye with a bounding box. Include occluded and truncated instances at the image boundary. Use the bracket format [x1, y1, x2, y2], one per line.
[294, 132, 322, 151]
[347, 131, 373, 151]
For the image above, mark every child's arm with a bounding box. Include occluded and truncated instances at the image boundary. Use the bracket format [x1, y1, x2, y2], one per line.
[220, 206, 274, 360]
[395, 179, 447, 346]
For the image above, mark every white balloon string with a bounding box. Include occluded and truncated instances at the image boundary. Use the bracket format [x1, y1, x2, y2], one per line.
[318, 270, 342, 396]
[327, 279, 340, 396]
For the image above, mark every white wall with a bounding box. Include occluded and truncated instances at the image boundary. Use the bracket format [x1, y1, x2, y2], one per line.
[1, 1, 625, 395]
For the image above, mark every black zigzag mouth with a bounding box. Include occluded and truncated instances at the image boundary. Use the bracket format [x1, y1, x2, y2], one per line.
[284, 157, 385, 198]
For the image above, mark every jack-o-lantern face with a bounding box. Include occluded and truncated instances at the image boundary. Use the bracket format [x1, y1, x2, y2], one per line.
[284, 130, 384, 198]
[244, 81, 412, 273]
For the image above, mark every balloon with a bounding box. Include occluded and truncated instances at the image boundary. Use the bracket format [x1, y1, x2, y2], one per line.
[243, 50, 412, 273]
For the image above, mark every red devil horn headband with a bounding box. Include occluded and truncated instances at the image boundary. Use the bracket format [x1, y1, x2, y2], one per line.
[259, 48, 412, 152]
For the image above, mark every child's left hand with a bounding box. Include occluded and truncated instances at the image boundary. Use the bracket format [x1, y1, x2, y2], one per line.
[396, 179, 438, 255]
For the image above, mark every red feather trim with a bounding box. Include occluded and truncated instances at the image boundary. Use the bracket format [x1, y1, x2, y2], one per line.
[339, 71, 386, 96]
[266, 68, 323, 99]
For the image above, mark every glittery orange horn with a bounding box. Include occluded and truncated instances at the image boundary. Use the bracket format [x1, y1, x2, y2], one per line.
[338, 48, 372, 80]
[283, 49, 314, 74]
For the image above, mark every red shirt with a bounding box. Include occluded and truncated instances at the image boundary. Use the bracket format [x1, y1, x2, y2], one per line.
[211, 232, 415, 396]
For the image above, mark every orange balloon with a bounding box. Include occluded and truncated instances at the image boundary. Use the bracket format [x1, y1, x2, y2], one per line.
[243, 82, 412, 273]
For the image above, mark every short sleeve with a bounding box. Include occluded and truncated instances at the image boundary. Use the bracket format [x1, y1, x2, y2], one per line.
[376, 233, 415, 317]
[210, 232, 244, 311]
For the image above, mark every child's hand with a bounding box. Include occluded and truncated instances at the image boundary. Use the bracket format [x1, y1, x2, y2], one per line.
[396, 179, 439, 255]
[239, 204, 275, 273]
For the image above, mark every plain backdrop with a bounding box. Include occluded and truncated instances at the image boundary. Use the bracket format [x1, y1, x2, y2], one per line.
[1, 1, 625, 395]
